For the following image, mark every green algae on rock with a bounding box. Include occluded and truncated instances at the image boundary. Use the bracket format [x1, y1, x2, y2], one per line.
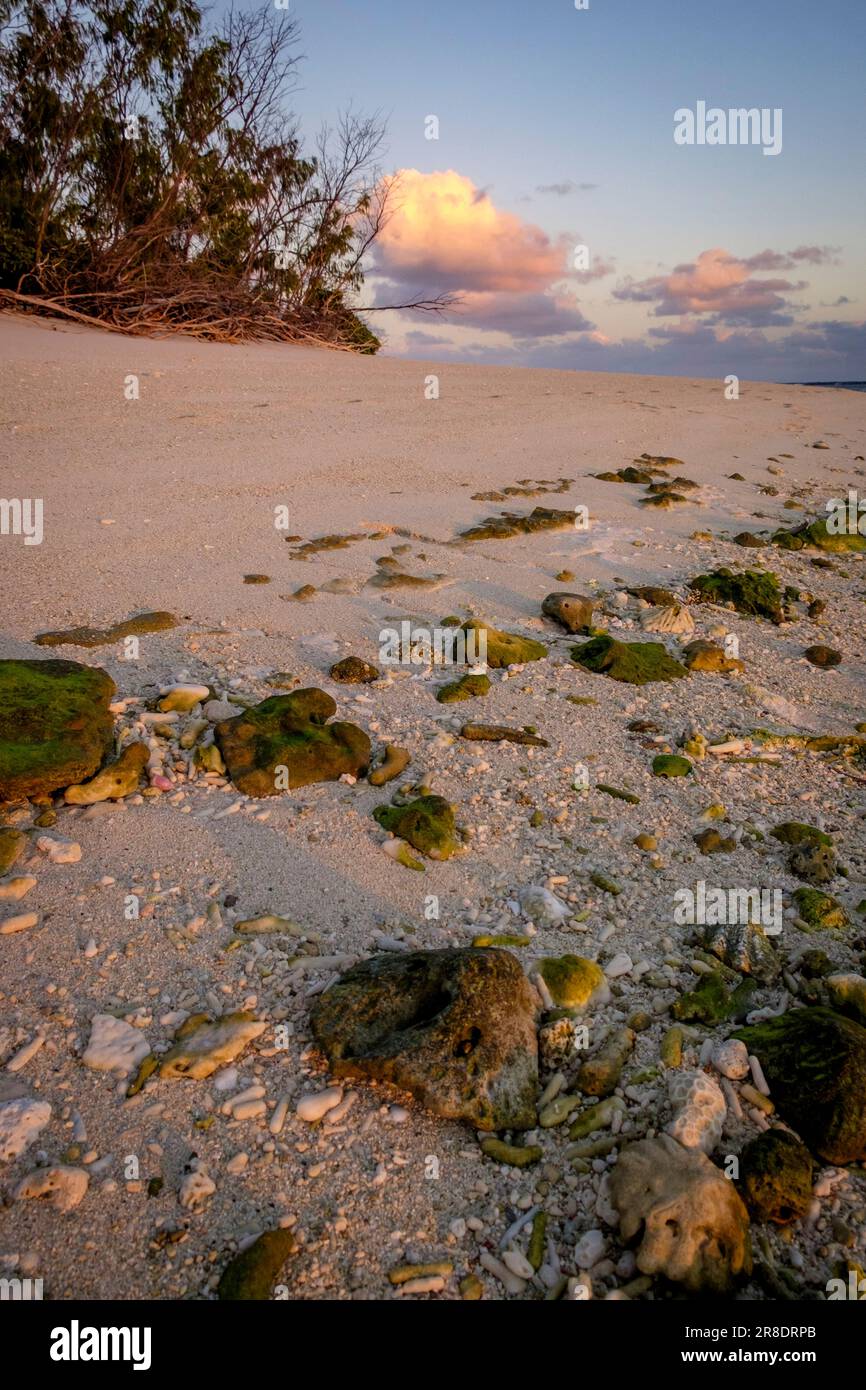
[688, 567, 784, 623]
[793, 887, 849, 931]
[459, 722, 547, 747]
[0, 658, 116, 800]
[735, 1007, 866, 1163]
[772, 517, 866, 554]
[329, 656, 380, 684]
[738, 1130, 813, 1224]
[458, 505, 576, 542]
[159, 1011, 267, 1079]
[436, 672, 490, 703]
[480, 1137, 543, 1167]
[536, 954, 608, 1009]
[652, 754, 693, 778]
[310, 947, 539, 1130]
[671, 971, 732, 1025]
[374, 794, 459, 860]
[218, 1227, 297, 1300]
[571, 635, 688, 685]
[771, 822, 833, 848]
[215, 687, 370, 796]
[35, 611, 177, 647]
[460, 619, 547, 667]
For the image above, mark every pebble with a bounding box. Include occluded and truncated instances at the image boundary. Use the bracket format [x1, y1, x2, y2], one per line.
[0, 876, 37, 901]
[712, 1039, 750, 1080]
[0, 911, 40, 935]
[296, 1087, 343, 1123]
[0, 1098, 52, 1160]
[605, 953, 633, 978]
[15, 1165, 89, 1212]
[82, 1014, 151, 1074]
[574, 1229, 606, 1268]
[36, 836, 81, 864]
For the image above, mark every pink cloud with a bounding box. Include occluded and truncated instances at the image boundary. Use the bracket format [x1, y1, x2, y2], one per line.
[613, 247, 805, 326]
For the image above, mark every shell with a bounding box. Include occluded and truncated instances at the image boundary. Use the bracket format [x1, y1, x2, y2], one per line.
[639, 603, 695, 635]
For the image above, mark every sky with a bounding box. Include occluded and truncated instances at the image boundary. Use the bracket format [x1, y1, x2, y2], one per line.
[242, 0, 865, 381]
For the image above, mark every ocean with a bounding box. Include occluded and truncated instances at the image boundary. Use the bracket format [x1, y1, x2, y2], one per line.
[796, 381, 866, 392]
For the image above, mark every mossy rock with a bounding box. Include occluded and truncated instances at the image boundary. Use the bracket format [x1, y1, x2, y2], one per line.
[789, 841, 837, 885]
[793, 887, 849, 931]
[671, 971, 731, 1024]
[771, 822, 832, 848]
[652, 753, 693, 778]
[218, 1227, 297, 1300]
[460, 620, 546, 668]
[329, 656, 379, 684]
[459, 506, 575, 542]
[735, 1007, 866, 1163]
[536, 955, 607, 1009]
[772, 517, 866, 554]
[374, 794, 459, 860]
[0, 827, 27, 873]
[34, 610, 177, 647]
[0, 658, 116, 800]
[688, 568, 784, 624]
[436, 673, 490, 703]
[571, 635, 688, 685]
[214, 687, 370, 797]
[738, 1130, 813, 1224]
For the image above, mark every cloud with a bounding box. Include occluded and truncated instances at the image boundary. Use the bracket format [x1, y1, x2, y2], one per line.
[370, 169, 608, 338]
[535, 180, 598, 196]
[612, 247, 812, 327]
[743, 245, 840, 270]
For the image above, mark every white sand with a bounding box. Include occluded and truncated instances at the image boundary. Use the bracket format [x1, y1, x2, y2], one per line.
[1, 311, 865, 1301]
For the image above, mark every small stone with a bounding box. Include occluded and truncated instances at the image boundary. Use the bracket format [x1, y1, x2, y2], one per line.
[711, 1039, 750, 1080]
[0, 1097, 52, 1162]
[159, 1013, 266, 1080]
[738, 1130, 813, 1224]
[296, 1088, 343, 1123]
[15, 1165, 88, 1213]
[804, 645, 841, 669]
[83, 1014, 150, 1074]
[329, 656, 380, 684]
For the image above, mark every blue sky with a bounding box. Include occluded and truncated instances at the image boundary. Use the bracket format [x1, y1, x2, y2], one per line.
[241, 0, 866, 379]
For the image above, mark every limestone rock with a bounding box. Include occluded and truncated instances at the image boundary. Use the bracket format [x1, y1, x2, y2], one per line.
[571, 636, 688, 685]
[666, 1068, 726, 1153]
[640, 604, 695, 636]
[15, 1164, 88, 1213]
[82, 1014, 151, 1075]
[329, 656, 379, 684]
[0, 658, 115, 800]
[610, 1133, 751, 1294]
[64, 741, 148, 804]
[374, 795, 459, 860]
[159, 1012, 267, 1080]
[310, 947, 539, 1130]
[542, 593, 595, 634]
[536, 955, 609, 1010]
[215, 688, 370, 796]
[0, 1097, 51, 1162]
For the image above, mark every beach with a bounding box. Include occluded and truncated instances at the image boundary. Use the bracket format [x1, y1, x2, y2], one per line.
[2, 310, 866, 1302]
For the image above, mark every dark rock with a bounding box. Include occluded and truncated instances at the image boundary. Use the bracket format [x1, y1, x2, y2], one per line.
[571, 635, 688, 685]
[735, 1007, 866, 1163]
[34, 611, 177, 647]
[329, 656, 380, 684]
[459, 723, 548, 747]
[436, 673, 490, 703]
[542, 592, 595, 634]
[310, 947, 539, 1130]
[804, 644, 841, 668]
[738, 1130, 813, 1224]
[688, 568, 784, 623]
[218, 1228, 297, 1300]
[373, 794, 459, 859]
[215, 687, 370, 796]
[0, 658, 115, 800]
[733, 532, 767, 548]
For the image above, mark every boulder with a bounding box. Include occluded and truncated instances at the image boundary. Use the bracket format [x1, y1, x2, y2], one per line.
[0, 659, 115, 800]
[215, 687, 370, 796]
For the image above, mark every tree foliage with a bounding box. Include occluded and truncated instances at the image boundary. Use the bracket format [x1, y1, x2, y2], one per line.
[0, 0, 411, 347]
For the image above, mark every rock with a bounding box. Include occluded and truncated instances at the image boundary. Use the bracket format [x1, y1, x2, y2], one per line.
[738, 1130, 813, 1224]
[368, 745, 411, 786]
[203, 699, 236, 722]
[702, 920, 779, 983]
[82, 1014, 150, 1074]
[34, 611, 176, 647]
[682, 639, 744, 674]
[0, 911, 39, 935]
[460, 723, 547, 746]
[215, 688, 370, 796]
[0, 828, 26, 874]
[158, 1012, 266, 1079]
[536, 955, 609, 1009]
[771, 820, 833, 848]
[641, 491, 689, 508]
[733, 532, 767, 548]
[652, 754, 692, 777]
[790, 842, 837, 883]
[693, 827, 736, 853]
[459, 505, 576, 543]
[640, 604, 695, 636]
[0, 659, 116, 800]
[634, 832, 657, 851]
[374, 795, 459, 860]
[577, 1027, 634, 1097]
[0, 1097, 51, 1162]
[179, 1163, 216, 1211]
[804, 644, 842, 668]
[520, 885, 568, 925]
[571, 636, 688, 685]
[64, 741, 148, 804]
[541, 593, 595, 634]
[825, 974, 866, 1026]
[158, 684, 210, 713]
[480, 1137, 542, 1167]
[218, 1227, 298, 1300]
[329, 656, 380, 684]
[712, 1039, 750, 1080]
[15, 1165, 88, 1213]
[574, 1229, 606, 1268]
[243, 573, 270, 584]
[460, 620, 547, 667]
[628, 586, 679, 607]
[773, 517, 866, 554]
[0, 875, 36, 901]
[666, 1069, 726, 1153]
[688, 568, 784, 624]
[660, 1027, 684, 1068]
[296, 1088, 343, 1122]
[610, 1133, 751, 1295]
[735, 1007, 866, 1163]
[310, 947, 539, 1130]
[36, 835, 80, 864]
[285, 584, 317, 601]
[436, 673, 490, 703]
[672, 972, 733, 1025]
[793, 886, 848, 929]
